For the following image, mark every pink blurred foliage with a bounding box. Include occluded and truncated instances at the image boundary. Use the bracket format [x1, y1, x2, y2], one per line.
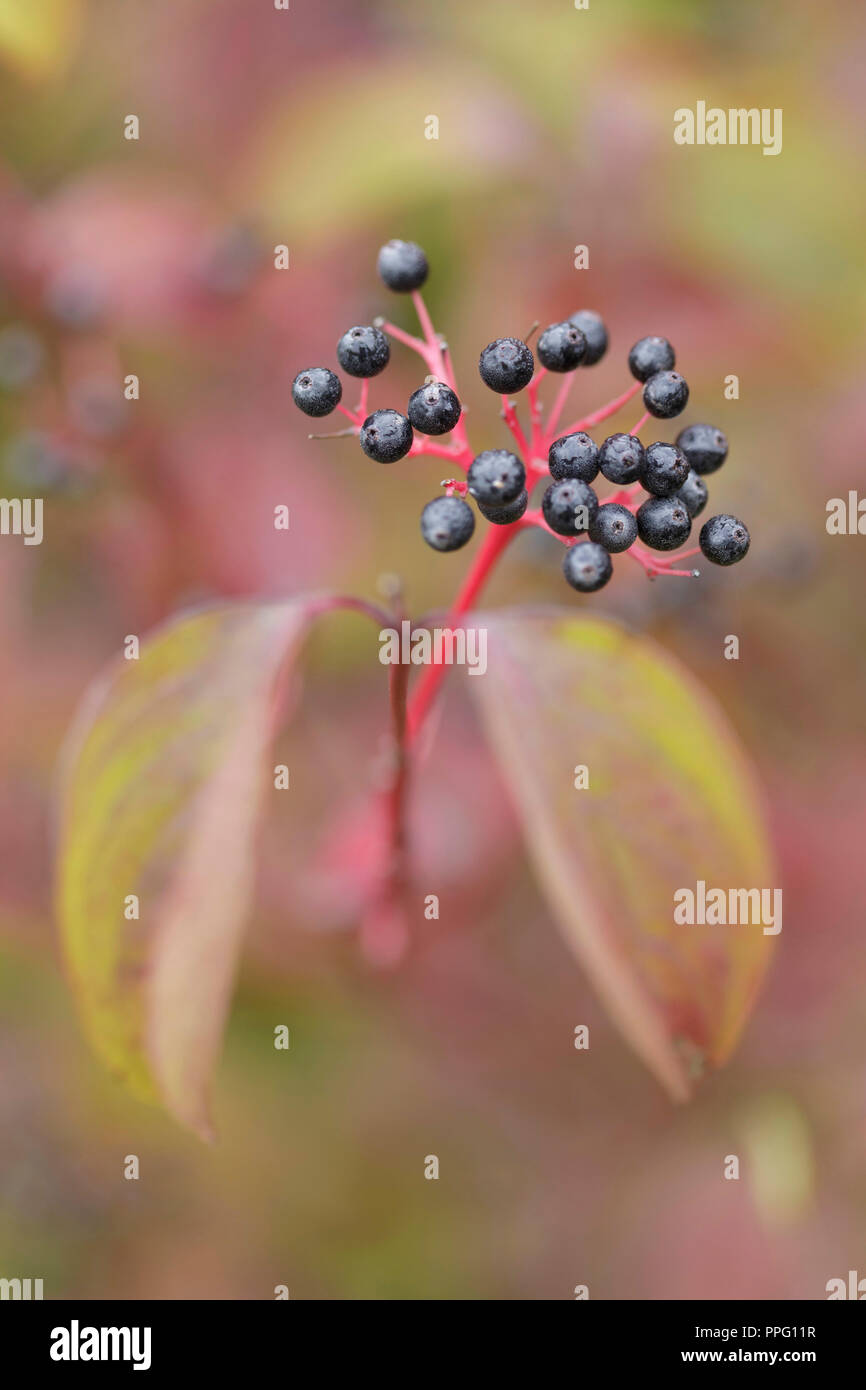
[253, 693, 522, 963]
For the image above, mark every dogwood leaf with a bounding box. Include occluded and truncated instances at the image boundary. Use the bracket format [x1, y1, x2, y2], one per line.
[56, 599, 319, 1139]
[469, 611, 776, 1100]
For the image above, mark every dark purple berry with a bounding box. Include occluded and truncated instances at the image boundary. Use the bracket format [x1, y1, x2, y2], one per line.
[562, 541, 613, 593]
[542, 478, 598, 536]
[477, 489, 529, 525]
[359, 409, 412, 463]
[643, 370, 689, 419]
[598, 433, 645, 485]
[628, 336, 675, 382]
[377, 240, 428, 293]
[699, 514, 750, 566]
[467, 449, 525, 508]
[589, 502, 638, 553]
[641, 441, 690, 498]
[548, 431, 599, 483]
[420, 495, 475, 552]
[636, 495, 691, 551]
[567, 310, 608, 366]
[407, 380, 461, 435]
[337, 325, 390, 378]
[478, 337, 534, 393]
[292, 366, 342, 417]
[537, 320, 586, 372]
[677, 469, 709, 519]
[675, 422, 728, 475]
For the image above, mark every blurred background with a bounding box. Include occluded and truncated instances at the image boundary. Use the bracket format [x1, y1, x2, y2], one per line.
[1, 0, 865, 1299]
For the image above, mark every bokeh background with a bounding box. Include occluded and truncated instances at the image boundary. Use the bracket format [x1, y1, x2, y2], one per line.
[1, 0, 865, 1299]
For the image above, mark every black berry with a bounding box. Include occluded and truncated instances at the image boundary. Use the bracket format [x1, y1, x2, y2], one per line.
[359, 409, 413, 463]
[636, 496, 691, 551]
[291, 366, 342, 417]
[478, 337, 534, 393]
[537, 320, 586, 372]
[598, 433, 645, 485]
[589, 502, 638, 553]
[568, 310, 608, 366]
[628, 336, 675, 382]
[542, 478, 598, 536]
[407, 380, 461, 435]
[420, 495, 475, 552]
[641, 441, 690, 498]
[548, 431, 599, 483]
[562, 542, 613, 593]
[477, 489, 529, 525]
[337, 325, 390, 378]
[699, 514, 750, 566]
[677, 469, 709, 519]
[643, 370, 689, 419]
[377, 240, 428, 293]
[467, 449, 526, 508]
[676, 422, 728, 475]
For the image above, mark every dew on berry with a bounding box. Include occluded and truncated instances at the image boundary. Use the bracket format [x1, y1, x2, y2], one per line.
[676, 422, 728, 475]
[598, 433, 645, 485]
[589, 503, 638, 554]
[562, 541, 613, 592]
[359, 409, 413, 463]
[292, 366, 342, 417]
[628, 335, 675, 382]
[567, 310, 608, 365]
[478, 337, 534, 394]
[641, 441, 690, 498]
[549, 431, 599, 483]
[477, 489, 529, 525]
[699, 514, 750, 565]
[537, 321, 586, 373]
[407, 381, 461, 436]
[542, 478, 599, 536]
[337, 325, 390, 378]
[643, 370, 689, 419]
[420, 495, 475, 551]
[467, 449, 526, 507]
[636, 495, 692, 551]
[377, 240, 428, 293]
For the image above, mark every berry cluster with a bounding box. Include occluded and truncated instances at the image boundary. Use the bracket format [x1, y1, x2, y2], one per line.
[292, 241, 750, 594]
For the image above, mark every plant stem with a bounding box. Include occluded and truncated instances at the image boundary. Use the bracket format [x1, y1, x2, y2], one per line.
[406, 523, 516, 740]
[545, 372, 575, 437]
[558, 379, 641, 438]
[385, 655, 411, 876]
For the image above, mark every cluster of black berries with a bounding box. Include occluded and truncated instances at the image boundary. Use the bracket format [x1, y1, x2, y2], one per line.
[291, 239, 433, 462]
[291, 241, 750, 594]
[541, 415, 748, 592]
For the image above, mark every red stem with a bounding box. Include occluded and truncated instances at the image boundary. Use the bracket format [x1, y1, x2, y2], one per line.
[406, 524, 516, 740]
[545, 372, 576, 437]
[558, 379, 641, 437]
[501, 394, 530, 458]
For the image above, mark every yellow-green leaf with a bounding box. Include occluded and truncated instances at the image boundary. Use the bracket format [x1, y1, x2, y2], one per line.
[470, 611, 776, 1100]
[56, 599, 316, 1139]
[0, 0, 82, 79]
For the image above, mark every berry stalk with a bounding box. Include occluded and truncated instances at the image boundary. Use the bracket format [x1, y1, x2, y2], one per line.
[557, 379, 642, 439]
[406, 522, 517, 741]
